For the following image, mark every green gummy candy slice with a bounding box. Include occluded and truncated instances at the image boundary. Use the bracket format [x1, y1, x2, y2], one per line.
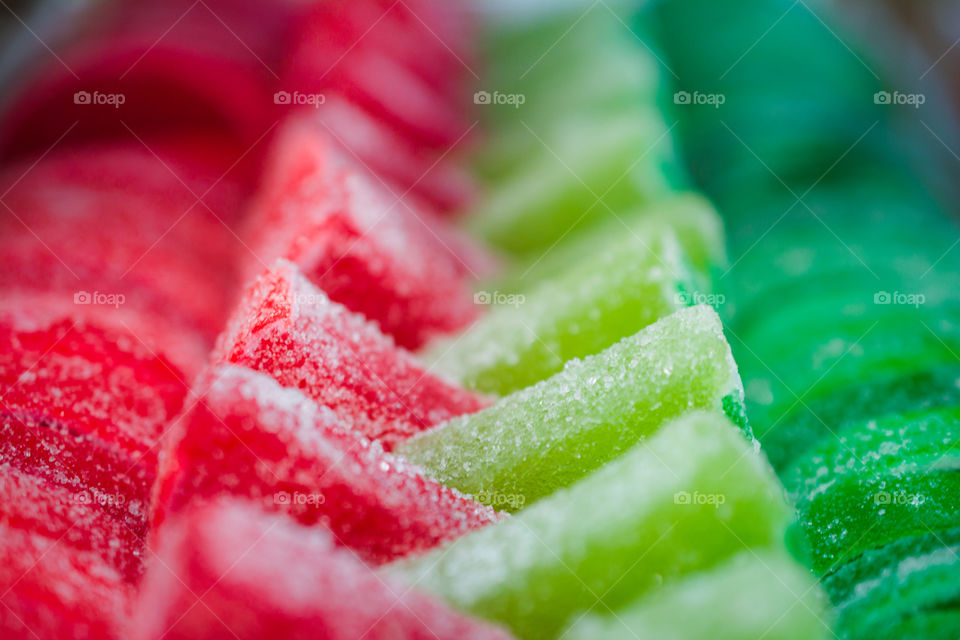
[397, 305, 744, 509]
[562, 550, 830, 640]
[825, 527, 960, 640]
[468, 110, 677, 257]
[388, 411, 791, 640]
[781, 404, 960, 575]
[498, 193, 726, 291]
[425, 227, 695, 395]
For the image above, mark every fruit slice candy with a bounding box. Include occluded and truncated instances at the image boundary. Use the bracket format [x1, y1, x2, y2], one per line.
[425, 227, 695, 395]
[0, 524, 131, 640]
[468, 110, 676, 257]
[562, 551, 829, 640]
[243, 116, 480, 349]
[389, 411, 791, 639]
[134, 500, 513, 640]
[397, 305, 744, 508]
[154, 365, 500, 564]
[215, 260, 489, 449]
[824, 527, 960, 640]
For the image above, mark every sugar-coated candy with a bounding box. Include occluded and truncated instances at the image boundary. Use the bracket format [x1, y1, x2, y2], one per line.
[425, 227, 695, 395]
[389, 411, 791, 639]
[154, 365, 500, 564]
[398, 305, 745, 508]
[562, 551, 829, 640]
[134, 500, 513, 640]
[216, 260, 489, 448]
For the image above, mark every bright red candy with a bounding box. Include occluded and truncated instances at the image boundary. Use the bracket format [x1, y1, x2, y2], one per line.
[136, 500, 511, 640]
[216, 260, 489, 446]
[153, 364, 500, 564]
[0, 524, 131, 640]
[242, 116, 483, 349]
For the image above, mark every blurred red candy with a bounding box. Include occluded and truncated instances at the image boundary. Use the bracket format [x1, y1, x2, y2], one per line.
[154, 365, 499, 564]
[135, 500, 511, 640]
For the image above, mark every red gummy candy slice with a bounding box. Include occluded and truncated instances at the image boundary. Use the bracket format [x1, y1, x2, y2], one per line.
[0, 523, 131, 640]
[243, 116, 482, 348]
[215, 260, 488, 447]
[135, 500, 512, 640]
[153, 364, 500, 564]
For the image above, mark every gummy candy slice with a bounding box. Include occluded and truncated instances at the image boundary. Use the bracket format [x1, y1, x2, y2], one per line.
[469, 110, 676, 257]
[425, 227, 695, 395]
[243, 117, 480, 348]
[561, 551, 829, 640]
[782, 404, 960, 574]
[216, 260, 489, 448]
[134, 500, 513, 640]
[154, 365, 500, 564]
[499, 193, 726, 291]
[0, 469, 145, 582]
[397, 305, 744, 508]
[824, 527, 960, 640]
[0, 524, 131, 640]
[388, 411, 791, 639]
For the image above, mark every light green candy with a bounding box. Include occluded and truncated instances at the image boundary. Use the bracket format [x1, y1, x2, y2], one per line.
[468, 109, 677, 257]
[562, 550, 830, 640]
[397, 305, 745, 510]
[389, 411, 791, 640]
[425, 226, 695, 395]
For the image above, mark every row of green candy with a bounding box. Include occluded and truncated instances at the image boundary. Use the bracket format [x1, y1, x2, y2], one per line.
[646, 0, 960, 637]
[391, 9, 830, 635]
[420, 8, 727, 397]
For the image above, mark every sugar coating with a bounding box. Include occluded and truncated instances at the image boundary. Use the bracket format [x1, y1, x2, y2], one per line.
[398, 305, 743, 508]
[388, 411, 790, 639]
[154, 364, 501, 564]
[426, 227, 692, 395]
[134, 500, 512, 640]
[215, 260, 489, 449]
[243, 115, 480, 349]
[563, 550, 828, 640]
[783, 404, 960, 574]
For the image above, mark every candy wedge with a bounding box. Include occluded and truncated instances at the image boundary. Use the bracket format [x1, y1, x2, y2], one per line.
[468, 110, 677, 257]
[562, 551, 829, 640]
[425, 226, 695, 395]
[154, 365, 500, 564]
[397, 305, 745, 508]
[215, 260, 489, 449]
[388, 411, 790, 639]
[135, 500, 512, 640]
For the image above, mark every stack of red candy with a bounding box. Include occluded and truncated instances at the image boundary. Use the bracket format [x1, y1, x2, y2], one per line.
[0, 0, 511, 637]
